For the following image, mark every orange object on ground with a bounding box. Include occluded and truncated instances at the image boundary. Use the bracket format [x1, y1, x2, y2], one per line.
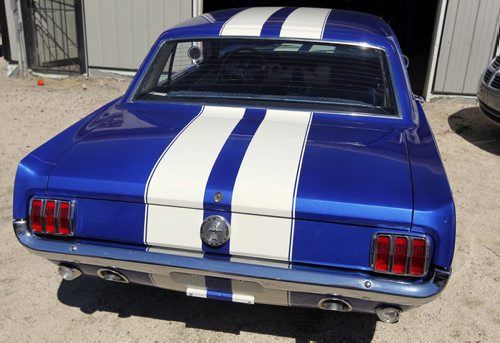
[37, 80, 44, 86]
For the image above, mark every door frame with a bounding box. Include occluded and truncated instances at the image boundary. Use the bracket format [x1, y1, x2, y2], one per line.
[0, 0, 13, 61]
[20, 0, 86, 73]
[423, 0, 447, 100]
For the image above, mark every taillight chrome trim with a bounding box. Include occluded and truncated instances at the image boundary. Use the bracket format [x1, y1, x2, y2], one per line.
[370, 234, 430, 277]
[29, 198, 75, 236]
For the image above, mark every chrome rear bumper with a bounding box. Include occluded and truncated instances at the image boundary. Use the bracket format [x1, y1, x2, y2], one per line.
[14, 219, 450, 310]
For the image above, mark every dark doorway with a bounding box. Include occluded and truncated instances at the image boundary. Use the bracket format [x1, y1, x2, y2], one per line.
[0, 0, 11, 60]
[203, 0, 438, 95]
[21, 0, 85, 73]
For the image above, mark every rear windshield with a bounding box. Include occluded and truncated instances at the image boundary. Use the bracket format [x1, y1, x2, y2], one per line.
[132, 38, 398, 116]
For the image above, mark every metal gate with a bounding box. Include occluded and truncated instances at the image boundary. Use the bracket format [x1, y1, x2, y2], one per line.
[22, 0, 85, 73]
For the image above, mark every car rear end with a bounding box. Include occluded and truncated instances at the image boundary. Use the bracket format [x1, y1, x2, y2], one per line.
[14, 212, 451, 324]
[13, 8, 455, 323]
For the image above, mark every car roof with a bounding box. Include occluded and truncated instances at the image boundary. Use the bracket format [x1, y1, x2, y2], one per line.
[165, 7, 395, 44]
[130, 7, 415, 125]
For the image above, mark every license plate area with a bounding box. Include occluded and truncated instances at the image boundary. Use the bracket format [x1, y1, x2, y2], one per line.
[186, 287, 255, 304]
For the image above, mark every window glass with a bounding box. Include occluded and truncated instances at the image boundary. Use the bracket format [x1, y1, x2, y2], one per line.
[133, 38, 398, 116]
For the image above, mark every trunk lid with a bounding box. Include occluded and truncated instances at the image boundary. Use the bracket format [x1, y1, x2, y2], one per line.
[46, 104, 413, 264]
[48, 104, 413, 227]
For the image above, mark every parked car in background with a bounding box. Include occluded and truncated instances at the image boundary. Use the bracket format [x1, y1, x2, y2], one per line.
[478, 55, 500, 125]
[13, 7, 455, 323]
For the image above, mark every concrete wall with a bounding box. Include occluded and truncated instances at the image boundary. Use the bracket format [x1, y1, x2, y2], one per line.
[434, 0, 500, 95]
[83, 0, 192, 70]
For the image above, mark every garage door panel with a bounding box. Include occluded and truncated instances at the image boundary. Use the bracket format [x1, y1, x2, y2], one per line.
[434, 0, 500, 95]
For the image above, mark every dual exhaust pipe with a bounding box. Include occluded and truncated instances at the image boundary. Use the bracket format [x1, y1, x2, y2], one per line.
[317, 296, 400, 323]
[58, 264, 399, 322]
[58, 264, 129, 283]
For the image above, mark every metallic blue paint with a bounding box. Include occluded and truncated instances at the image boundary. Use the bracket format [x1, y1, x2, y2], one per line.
[13, 155, 53, 219]
[295, 113, 413, 229]
[291, 221, 415, 271]
[206, 290, 234, 302]
[14, 222, 450, 310]
[323, 10, 394, 38]
[205, 276, 233, 301]
[12, 99, 120, 219]
[203, 108, 266, 213]
[13, 8, 456, 312]
[405, 102, 455, 268]
[202, 108, 266, 258]
[260, 7, 297, 37]
[75, 198, 145, 245]
[47, 103, 203, 203]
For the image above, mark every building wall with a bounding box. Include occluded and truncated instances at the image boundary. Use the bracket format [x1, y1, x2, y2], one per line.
[83, 0, 192, 70]
[433, 0, 500, 95]
[4, 0, 19, 61]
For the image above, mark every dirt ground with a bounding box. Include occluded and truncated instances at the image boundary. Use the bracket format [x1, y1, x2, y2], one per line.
[0, 58, 499, 342]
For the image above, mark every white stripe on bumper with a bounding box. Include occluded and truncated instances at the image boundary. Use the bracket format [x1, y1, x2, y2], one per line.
[220, 7, 282, 36]
[280, 8, 332, 39]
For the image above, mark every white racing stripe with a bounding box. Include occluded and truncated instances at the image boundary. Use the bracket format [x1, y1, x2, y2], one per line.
[186, 287, 255, 304]
[145, 106, 245, 248]
[186, 287, 208, 299]
[230, 213, 292, 261]
[280, 8, 332, 39]
[146, 106, 245, 208]
[145, 107, 312, 263]
[220, 7, 283, 36]
[230, 110, 312, 261]
[146, 205, 204, 251]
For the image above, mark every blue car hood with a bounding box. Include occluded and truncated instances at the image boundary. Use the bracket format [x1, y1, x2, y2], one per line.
[45, 103, 413, 229]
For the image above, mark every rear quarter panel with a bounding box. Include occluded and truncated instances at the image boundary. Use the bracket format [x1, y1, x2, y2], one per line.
[12, 98, 120, 219]
[407, 101, 456, 269]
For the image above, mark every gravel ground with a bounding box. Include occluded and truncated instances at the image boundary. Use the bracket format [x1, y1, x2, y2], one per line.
[1, 58, 499, 342]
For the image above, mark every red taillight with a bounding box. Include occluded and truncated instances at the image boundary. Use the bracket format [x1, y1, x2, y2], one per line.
[372, 234, 429, 277]
[374, 235, 391, 272]
[392, 237, 408, 274]
[30, 199, 43, 233]
[29, 198, 74, 236]
[44, 200, 56, 234]
[58, 201, 71, 235]
[410, 238, 427, 276]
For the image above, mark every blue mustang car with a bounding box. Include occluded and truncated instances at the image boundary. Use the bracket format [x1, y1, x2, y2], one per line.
[13, 7, 455, 323]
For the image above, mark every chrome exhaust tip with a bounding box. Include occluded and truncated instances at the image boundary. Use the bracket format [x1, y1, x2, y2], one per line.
[97, 268, 129, 283]
[318, 297, 352, 312]
[376, 307, 401, 323]
[58, 264, 82, 281]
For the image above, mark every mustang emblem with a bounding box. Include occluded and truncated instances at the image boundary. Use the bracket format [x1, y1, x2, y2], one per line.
[200, 215, 230, 248]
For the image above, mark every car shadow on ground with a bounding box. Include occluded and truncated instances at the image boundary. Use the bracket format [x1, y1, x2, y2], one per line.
[448, 106, 500, 155]
[58, 276, 377, 342]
